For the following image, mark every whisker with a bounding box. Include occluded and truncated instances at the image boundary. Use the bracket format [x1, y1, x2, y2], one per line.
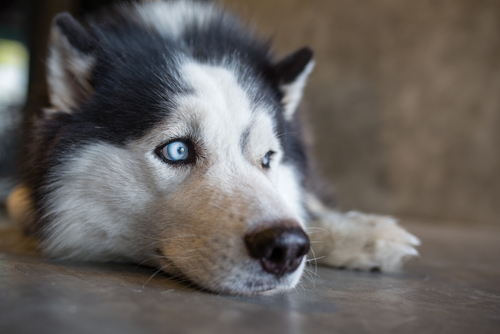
[306, 255, 325, 262]
[308, 247, 319, 277]
[303, 266, 320, 278]
[302, 268, 314, 284]
[304, 227, 331, 236]
[137, 233, 201, 243]
[276, 131, 299, 139]
[142, 267, 165, 288]
[135, 256, 159, 269]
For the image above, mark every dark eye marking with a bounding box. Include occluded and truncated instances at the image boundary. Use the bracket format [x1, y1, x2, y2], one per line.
[155, 138, 196, 165]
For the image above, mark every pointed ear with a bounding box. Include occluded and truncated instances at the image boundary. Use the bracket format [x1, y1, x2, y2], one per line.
[275, 47, 314, 121]
[47, 13, 97, 112]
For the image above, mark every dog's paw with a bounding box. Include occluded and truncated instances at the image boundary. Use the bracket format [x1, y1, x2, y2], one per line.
[309, 211, 420, 272]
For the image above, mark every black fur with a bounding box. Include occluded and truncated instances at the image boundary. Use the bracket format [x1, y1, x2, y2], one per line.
[275, 47, 314, 85]
[54, 13, 97, 54]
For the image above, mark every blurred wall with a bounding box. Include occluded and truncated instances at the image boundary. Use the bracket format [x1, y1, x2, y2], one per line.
[225, 0, 500, 225]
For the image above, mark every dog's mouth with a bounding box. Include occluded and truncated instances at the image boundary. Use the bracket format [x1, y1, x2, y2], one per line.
[153, 254, 306, 295]
[152, 222, 310, 295]
[212, 269, 304, 296]
[240, 275, 298, 295]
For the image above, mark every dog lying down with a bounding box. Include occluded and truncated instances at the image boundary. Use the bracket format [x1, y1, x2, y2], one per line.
[7, 0, 420, 295]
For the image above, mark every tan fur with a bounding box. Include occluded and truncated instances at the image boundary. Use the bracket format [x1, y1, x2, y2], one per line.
[6, 185, 34, 233]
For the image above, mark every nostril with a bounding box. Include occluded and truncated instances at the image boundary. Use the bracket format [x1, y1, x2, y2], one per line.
[244, 223, 310, 277]
[269, 246, 285, 263]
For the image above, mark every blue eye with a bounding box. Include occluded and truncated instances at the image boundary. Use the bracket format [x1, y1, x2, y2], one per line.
[162, 141, 189, 161]
[262, 151, 273, 168]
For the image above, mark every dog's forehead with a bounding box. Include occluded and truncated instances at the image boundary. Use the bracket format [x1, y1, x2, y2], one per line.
[148, 61, 280, 153]
[180, 62, 253, 135]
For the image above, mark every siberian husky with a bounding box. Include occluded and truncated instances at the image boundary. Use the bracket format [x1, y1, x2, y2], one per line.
[7, 0, 419, 295]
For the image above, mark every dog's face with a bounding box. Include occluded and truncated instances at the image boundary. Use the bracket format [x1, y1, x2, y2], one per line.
[137, 62, 308, 293]
[35, 3, 315, 294]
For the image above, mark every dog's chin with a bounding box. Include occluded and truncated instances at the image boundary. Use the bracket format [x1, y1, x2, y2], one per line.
[214, 265, 305, 296]
[208, 276, 301, 296]
[157, 258, 304, 296]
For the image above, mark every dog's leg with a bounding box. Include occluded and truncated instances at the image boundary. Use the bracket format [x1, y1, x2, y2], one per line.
[306, 195, 420, 272]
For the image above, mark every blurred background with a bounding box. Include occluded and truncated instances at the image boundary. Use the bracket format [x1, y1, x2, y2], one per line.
[0, 0, 498, 226]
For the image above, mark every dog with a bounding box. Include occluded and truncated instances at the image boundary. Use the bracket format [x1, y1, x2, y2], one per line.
[7, 0, 419, 295]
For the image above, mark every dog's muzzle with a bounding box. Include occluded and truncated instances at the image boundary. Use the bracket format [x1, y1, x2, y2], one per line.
[244, 223, 310, 277]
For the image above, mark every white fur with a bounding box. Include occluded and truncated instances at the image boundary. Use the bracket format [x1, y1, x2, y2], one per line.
[132, 0, 220, 37]
[274, 163, 308, 225]
[42, 143, 156, 262]
[307, 195, 420, 271]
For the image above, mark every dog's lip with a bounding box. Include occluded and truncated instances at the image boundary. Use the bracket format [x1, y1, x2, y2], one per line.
[246, 284, 276, 293]
[240, 275, 294, 294]
[221, 282, 281, 295]
[155, 256, 296, 295]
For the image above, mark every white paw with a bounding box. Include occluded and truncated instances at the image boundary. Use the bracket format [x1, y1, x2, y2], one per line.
[308, 211, 420, 272]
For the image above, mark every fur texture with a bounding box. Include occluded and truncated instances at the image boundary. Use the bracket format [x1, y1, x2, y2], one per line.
[7, 0, 419, 295]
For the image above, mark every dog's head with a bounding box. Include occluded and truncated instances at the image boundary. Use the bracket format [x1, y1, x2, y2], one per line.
[37, 2, 315, 295]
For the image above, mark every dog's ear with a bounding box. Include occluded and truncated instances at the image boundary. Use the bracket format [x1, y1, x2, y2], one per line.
[47, 13, 97, 113]
[275, 47, 314, 121]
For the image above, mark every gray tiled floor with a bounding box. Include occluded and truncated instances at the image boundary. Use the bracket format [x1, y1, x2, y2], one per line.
[1, 211, 499, 334]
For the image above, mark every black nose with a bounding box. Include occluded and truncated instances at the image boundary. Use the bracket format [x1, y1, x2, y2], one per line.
[244, 224, 310, 277]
